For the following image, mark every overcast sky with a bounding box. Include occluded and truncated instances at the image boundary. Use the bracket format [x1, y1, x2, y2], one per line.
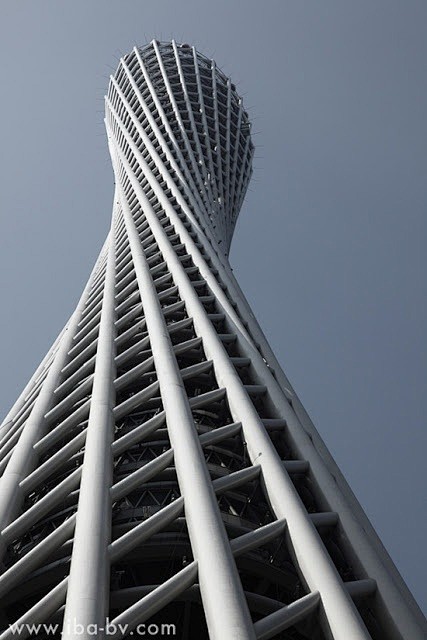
[0, 0, 426, 615]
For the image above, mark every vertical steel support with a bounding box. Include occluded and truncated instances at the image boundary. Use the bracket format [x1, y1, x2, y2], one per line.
[62, 211, 118, 639]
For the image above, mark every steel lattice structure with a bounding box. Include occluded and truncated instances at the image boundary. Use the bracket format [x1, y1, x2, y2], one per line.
[0, 40, 425, 640]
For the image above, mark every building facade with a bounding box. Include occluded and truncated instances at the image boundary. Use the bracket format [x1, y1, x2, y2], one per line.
[0, 41, 425, 640]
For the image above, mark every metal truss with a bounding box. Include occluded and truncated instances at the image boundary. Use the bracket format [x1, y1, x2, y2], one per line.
[0, 40, 425, 640]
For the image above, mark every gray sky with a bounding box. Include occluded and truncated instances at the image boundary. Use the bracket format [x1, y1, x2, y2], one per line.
[0, 0, 426, 614]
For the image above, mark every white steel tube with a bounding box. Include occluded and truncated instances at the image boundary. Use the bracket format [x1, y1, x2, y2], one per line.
[62, 210, 118, 639]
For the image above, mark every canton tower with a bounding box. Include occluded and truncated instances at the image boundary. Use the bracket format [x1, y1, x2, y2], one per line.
[0, 40, 425, 640]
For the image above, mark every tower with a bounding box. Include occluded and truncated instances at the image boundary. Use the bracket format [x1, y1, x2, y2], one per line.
[0, 39, 425, 639]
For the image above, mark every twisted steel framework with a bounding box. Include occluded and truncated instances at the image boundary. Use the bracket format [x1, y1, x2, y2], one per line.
[0, 40, 425, 640]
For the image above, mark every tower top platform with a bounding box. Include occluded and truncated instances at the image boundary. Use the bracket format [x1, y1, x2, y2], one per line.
[107, 40, 254, 253]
